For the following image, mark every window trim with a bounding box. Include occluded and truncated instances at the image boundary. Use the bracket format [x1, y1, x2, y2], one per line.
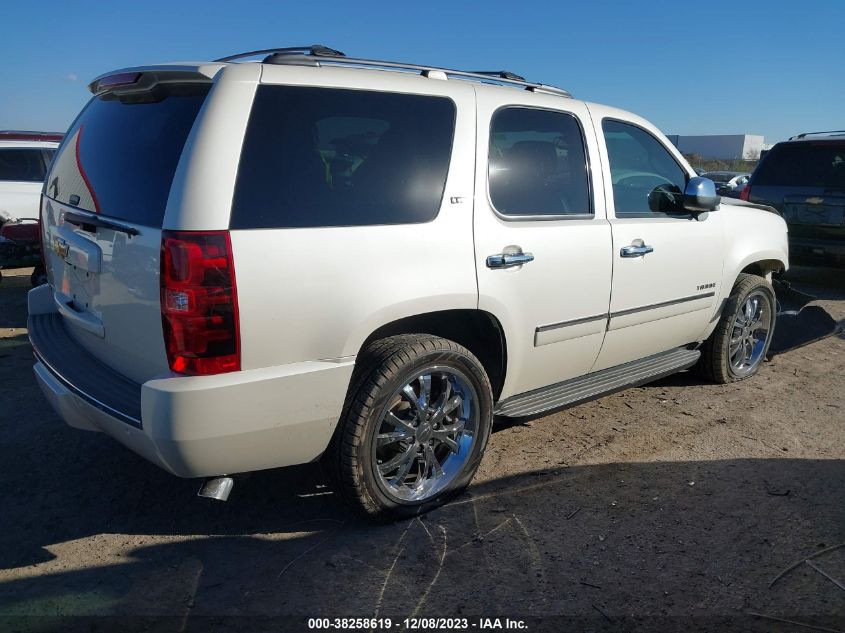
[486, 105, 595, 222]
[601, 117, 694, 220]
[230, 83, 459, 230]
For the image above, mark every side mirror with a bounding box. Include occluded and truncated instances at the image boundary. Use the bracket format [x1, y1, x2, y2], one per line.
[683, 177, 720, 213]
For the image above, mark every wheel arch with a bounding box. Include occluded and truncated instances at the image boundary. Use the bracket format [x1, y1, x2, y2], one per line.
[740, 258, 787, 279]
[357, 309, 508, 401]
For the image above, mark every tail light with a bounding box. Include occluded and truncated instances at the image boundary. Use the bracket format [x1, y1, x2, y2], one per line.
[160, 231, 240, 375]
[740, 185, 751, 201]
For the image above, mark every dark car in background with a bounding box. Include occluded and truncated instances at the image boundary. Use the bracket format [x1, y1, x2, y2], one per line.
[743, 131, 845, 264]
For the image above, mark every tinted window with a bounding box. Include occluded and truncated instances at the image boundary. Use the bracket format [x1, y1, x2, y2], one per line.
[230, 86, 456, 229]
[602, 119, 688, 216]
[754, 141, 845, 190]
[488, 108, 590, 216]
[0, 149, 47, 182]
[45, 84, 210, 227]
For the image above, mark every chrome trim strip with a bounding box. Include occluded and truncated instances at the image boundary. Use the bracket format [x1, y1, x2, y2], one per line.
[610, 292, 715, 319]
[32, 347, 142, 428]
[536, 313, 608, 334]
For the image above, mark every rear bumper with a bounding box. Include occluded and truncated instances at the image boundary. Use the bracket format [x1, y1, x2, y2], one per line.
[788, 235, 845, 260]
[28, 290, 355, 478]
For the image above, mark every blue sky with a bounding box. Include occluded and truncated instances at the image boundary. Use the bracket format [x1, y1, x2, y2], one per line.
[1, 0, 842, 144]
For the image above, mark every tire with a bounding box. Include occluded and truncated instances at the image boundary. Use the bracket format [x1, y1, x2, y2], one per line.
[325, 334, 493, 521]
[30, 265, 47, 287]
[696, 273, 776, 384]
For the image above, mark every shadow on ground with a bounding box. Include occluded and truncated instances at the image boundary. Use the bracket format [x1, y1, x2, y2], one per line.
[1, 441, 843, 631]
[0, 281, 28, 329]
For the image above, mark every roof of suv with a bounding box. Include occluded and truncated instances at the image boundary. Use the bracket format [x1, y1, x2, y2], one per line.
[88, 45, 574, 100]
[786, 130, 845, 143]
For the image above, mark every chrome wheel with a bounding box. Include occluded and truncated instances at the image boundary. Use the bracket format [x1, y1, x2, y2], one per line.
[372, 367, 479, 503]
[729, 289, 773, 377]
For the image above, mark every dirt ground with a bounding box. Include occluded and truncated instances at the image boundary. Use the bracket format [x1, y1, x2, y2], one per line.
[0, 265, 843, 632]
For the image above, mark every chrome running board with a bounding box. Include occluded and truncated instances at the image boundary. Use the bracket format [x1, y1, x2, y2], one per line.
[494, 347, 700, 420]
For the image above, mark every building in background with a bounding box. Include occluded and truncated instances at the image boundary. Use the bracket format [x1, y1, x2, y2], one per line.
[666, 134, 768, 160]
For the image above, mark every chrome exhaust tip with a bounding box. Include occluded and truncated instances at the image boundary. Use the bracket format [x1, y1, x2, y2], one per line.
[197, 476, 234, 501]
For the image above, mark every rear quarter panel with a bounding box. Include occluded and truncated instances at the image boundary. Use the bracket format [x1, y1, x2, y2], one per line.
[228, 67, 479, 370]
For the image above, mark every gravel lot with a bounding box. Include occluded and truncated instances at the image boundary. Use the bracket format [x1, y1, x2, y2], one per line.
[0, 265, 842, 632]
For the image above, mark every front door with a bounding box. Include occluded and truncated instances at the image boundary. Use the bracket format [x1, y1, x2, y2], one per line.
[474, 94, 612, 400]
[590, 115, 725, 371]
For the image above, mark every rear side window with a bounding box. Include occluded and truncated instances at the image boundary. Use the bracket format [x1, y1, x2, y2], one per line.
[45, 84, 210, 227]
[230, 86, 456, 229]
[489, 107, 590, 216]
[754, 142, 845, 189]
[0, 149, 48, 182]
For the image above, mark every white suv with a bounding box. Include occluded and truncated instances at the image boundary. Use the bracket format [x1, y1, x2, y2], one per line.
[0, 131, 60, 223]
[29, 46, 788, 519]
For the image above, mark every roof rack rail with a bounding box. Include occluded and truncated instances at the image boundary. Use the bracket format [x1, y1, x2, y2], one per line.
[215, 45, 571, 97]
[215, 45, 345, 63]
[789, 130, 845, 140]
[471, 70, 527, 82]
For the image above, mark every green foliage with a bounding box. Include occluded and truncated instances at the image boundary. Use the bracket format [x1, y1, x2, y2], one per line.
[684, 154, 758, 174]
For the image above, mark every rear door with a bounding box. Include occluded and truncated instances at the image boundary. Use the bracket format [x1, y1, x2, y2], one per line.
[473, 93, 612, 399]
[42, 76, 213, 383]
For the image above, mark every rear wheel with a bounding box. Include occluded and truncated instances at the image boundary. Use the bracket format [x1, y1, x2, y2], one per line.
[30, 265, 47, 287]
[326, 335, 493, 520]
[697, 273, 776, 383]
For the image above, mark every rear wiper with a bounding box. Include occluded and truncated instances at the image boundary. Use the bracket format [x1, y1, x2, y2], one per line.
[63, 210, 140, 237]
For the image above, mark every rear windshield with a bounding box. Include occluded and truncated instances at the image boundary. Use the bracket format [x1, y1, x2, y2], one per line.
[754, 141, 845, 190]
[230, 85, 456, 229]
[0, 149, 49, 182]
[45, 84, 210, 227]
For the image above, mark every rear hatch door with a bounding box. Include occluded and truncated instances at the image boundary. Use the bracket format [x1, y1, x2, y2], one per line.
[42, 76, 212, 383]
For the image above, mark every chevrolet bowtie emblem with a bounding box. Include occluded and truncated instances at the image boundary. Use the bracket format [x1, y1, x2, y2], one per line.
[805, 197, 825, 205]
[53, 237, 69, 259]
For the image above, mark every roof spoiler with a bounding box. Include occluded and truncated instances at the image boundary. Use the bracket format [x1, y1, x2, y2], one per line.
[88, 63, 224, 95]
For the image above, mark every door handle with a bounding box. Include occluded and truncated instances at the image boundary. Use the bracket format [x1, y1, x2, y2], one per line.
[620, 240, 654, 258]
[486, 251, 535, 269]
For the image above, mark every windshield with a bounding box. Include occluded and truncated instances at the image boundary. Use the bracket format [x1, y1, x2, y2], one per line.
[754, 141, 845, 190]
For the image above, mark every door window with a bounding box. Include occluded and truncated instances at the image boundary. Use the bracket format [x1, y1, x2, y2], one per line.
[488, 107, 591, 217]
[602, 120, 688, 216]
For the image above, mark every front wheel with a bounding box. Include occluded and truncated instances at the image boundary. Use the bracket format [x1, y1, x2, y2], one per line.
[325, 335, 493, 521]
[696, 273, 776, 383]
